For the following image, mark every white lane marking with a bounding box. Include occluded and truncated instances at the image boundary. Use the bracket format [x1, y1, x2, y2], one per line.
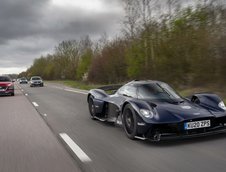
[64, 88, 88, 95]
[32, 102, 39, 107]
[25, 93, 28, 96]
[43, 114, 47, 117]
[59, 133, 92, 163]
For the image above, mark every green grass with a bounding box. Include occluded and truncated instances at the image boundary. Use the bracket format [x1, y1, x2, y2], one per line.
[179, 87, 226, 103]
[179, 87, 211, 97]
[47, 80, 102, 90]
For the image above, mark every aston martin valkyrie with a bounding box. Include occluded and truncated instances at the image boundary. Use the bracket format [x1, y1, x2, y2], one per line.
[87, 80, 226, 141]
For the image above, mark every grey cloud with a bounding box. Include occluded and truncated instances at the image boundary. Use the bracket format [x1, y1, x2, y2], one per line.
[0, 0, 48, 43]
[0, 0, 123, 44]
[40, 10, 122, 40]
[0, 0, 124, 73]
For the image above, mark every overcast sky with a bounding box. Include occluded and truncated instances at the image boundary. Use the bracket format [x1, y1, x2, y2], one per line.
[0, 0, 123, 74]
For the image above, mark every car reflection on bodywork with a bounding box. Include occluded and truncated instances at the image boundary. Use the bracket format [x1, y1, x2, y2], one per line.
[0, 76, 15, 96]
[30, 76, 44, 87]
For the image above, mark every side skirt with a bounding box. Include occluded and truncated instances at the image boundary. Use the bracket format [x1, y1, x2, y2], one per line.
[93, 116, 107, 122]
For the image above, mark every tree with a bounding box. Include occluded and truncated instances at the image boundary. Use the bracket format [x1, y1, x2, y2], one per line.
[55, 40, 79, 79]
[76, 49, 93, 80]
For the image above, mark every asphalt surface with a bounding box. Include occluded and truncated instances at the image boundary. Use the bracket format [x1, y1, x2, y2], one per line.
[12, 82, 226, 172]
[0, 85, 81, 172]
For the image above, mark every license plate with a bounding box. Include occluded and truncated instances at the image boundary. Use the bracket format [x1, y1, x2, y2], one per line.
[0, 89, 5, 92]
[184, 120, 211, 130]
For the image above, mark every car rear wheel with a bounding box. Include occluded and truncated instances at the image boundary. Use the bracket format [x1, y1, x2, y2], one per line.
[122, 104, 137, 139]
[88, 97, 96, 119]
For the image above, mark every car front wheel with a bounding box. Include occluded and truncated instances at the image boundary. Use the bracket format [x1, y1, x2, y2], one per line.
[88, 97, 96, 119]
[122, 104, 137, 139]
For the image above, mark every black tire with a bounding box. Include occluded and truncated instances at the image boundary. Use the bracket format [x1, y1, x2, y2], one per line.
[88, 97, 96, 119]
[11, 92, 15, 96]
[122, 104, 137, 139]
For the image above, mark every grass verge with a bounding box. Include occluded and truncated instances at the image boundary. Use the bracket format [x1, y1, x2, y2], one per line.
[48, 80, 226, 102]
[179, 87, 226, 103]
[47, 80, 102, 90]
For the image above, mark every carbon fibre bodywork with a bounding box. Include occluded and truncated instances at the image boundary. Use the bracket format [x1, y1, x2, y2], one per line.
[87, 80, 226, 141]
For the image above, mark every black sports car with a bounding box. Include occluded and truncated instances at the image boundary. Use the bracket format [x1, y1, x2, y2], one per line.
[87, 80, 226, 141]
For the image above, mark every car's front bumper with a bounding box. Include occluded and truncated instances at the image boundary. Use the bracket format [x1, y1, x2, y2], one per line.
[0, 89, 14, 96]
[30, 82, 43, 86]
[19, 81, 28, 84]
[136, 116, 226, 141]
[151, 125, 226, 141]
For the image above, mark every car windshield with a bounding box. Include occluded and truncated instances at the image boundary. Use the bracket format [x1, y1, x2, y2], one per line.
[137, 83, 183, 103]
[0, 76, 11, 82]
[32, 77, 41, 80]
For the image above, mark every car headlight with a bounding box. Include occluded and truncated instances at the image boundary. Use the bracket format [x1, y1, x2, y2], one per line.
[7, 84, 14, 89]
[140, 109, 154, 118]
[218, 101, 226, 110]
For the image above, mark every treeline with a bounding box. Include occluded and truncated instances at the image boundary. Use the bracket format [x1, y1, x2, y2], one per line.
[21, 37, 93, 81]
[19, 0, 226, 87]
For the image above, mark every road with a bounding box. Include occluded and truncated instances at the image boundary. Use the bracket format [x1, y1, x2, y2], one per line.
[0, 84, 81, 172]
[10, 83, 226, 172]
